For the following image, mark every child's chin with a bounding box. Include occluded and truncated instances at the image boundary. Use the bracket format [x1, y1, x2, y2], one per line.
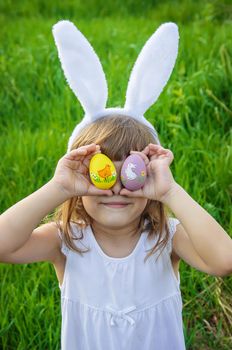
[101, 214, 134, 226]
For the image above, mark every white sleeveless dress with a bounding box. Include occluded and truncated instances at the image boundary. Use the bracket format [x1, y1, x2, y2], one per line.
[57, 217, 186, 350]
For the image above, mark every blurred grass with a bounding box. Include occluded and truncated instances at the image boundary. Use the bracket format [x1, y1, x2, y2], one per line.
[0, 0, 232, 349]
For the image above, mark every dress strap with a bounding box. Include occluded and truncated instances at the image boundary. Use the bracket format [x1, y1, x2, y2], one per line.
[167, 218, 180, 254]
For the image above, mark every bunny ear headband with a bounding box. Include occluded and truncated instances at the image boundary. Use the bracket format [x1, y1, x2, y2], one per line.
[52, 20, 179, 153]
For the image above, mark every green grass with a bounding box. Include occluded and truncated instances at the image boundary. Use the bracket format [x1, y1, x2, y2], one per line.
[0, 0, 232, 348]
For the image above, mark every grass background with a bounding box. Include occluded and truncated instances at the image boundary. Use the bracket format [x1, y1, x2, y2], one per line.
[0, 0, 232, 348]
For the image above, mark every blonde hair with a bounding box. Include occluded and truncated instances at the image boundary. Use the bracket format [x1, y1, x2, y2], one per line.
[52, 114, 173, 262]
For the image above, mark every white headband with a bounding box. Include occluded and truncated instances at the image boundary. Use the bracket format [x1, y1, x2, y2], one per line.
[52, 20, 179, 152]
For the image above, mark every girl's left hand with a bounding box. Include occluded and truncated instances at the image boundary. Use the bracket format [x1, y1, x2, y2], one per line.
[120, 143, 177, 202]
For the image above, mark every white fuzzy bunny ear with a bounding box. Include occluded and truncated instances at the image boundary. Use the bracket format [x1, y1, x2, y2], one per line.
[124, 22, 179, 117]
[52, 20, 108, 117]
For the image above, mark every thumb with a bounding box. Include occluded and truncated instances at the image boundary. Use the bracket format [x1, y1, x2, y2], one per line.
[88, 185, 113, 196]
[120, 188, 143, 197]
[147, 161, 157, 175]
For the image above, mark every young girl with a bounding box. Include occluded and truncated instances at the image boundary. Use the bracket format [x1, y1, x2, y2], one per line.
[1, 20, 232, 350]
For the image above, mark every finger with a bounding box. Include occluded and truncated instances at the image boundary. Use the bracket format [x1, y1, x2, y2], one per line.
[150, 147, 173, 158]
[82, 143, 100, 150]
[148, 143, 163, 149]
[146, 145, 171, 159]
[120, 188, 144, 197]
[64, 154, 88, 167]
[61, 158, 80, 170]
[130, 148, 160, 163]
[78, 162, 89, 174]
[131, 145, 168, 160]
[87, 185, 113, 196]
[67, 144, 100, 158]
[85, 143, 101, 153]
[65, 149, 101, 174]
[81, 144, 101, 160]
[148, 144, 169, 154]
[150, 150, 168, 158]
[65, 149, 88, 161]
[141, 145, 149, 154]
[63, 159, 88, 173]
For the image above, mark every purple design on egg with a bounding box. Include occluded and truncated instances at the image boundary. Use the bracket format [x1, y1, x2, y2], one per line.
[120, 154, 147, 191]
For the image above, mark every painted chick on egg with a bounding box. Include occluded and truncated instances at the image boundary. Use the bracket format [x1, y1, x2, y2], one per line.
[89, 154, 117, 189]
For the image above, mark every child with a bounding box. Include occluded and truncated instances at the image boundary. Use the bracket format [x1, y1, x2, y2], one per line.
[1, 21, 232, 350]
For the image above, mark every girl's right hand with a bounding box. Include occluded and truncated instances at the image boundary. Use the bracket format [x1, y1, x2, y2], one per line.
[52, 143, 113, 198]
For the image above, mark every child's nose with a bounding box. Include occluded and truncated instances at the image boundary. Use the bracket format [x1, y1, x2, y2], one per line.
[110, 175, 123, 195]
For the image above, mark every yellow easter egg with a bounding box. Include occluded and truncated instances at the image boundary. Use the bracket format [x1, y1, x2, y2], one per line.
[89, 153, 117, 189]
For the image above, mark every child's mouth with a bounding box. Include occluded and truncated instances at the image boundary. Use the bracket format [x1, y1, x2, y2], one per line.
[101, 203, 131, 208]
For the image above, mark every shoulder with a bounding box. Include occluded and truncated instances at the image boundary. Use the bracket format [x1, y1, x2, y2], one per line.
[167, 217, 181, 261]
[36, 220, 74, 263]
[144, 217, 180, 257]
[167, 217, 180, 236]
[40, 221, 64, 262]
[56, 221, 90, 255]
[57, 221, 87, 242]
[0, 221, 63, 265]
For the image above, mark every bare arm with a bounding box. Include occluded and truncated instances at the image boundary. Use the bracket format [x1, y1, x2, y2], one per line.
[0, 180, 69, 257]
[162, 183, 232, 276]
[0, 144, 111, 262]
